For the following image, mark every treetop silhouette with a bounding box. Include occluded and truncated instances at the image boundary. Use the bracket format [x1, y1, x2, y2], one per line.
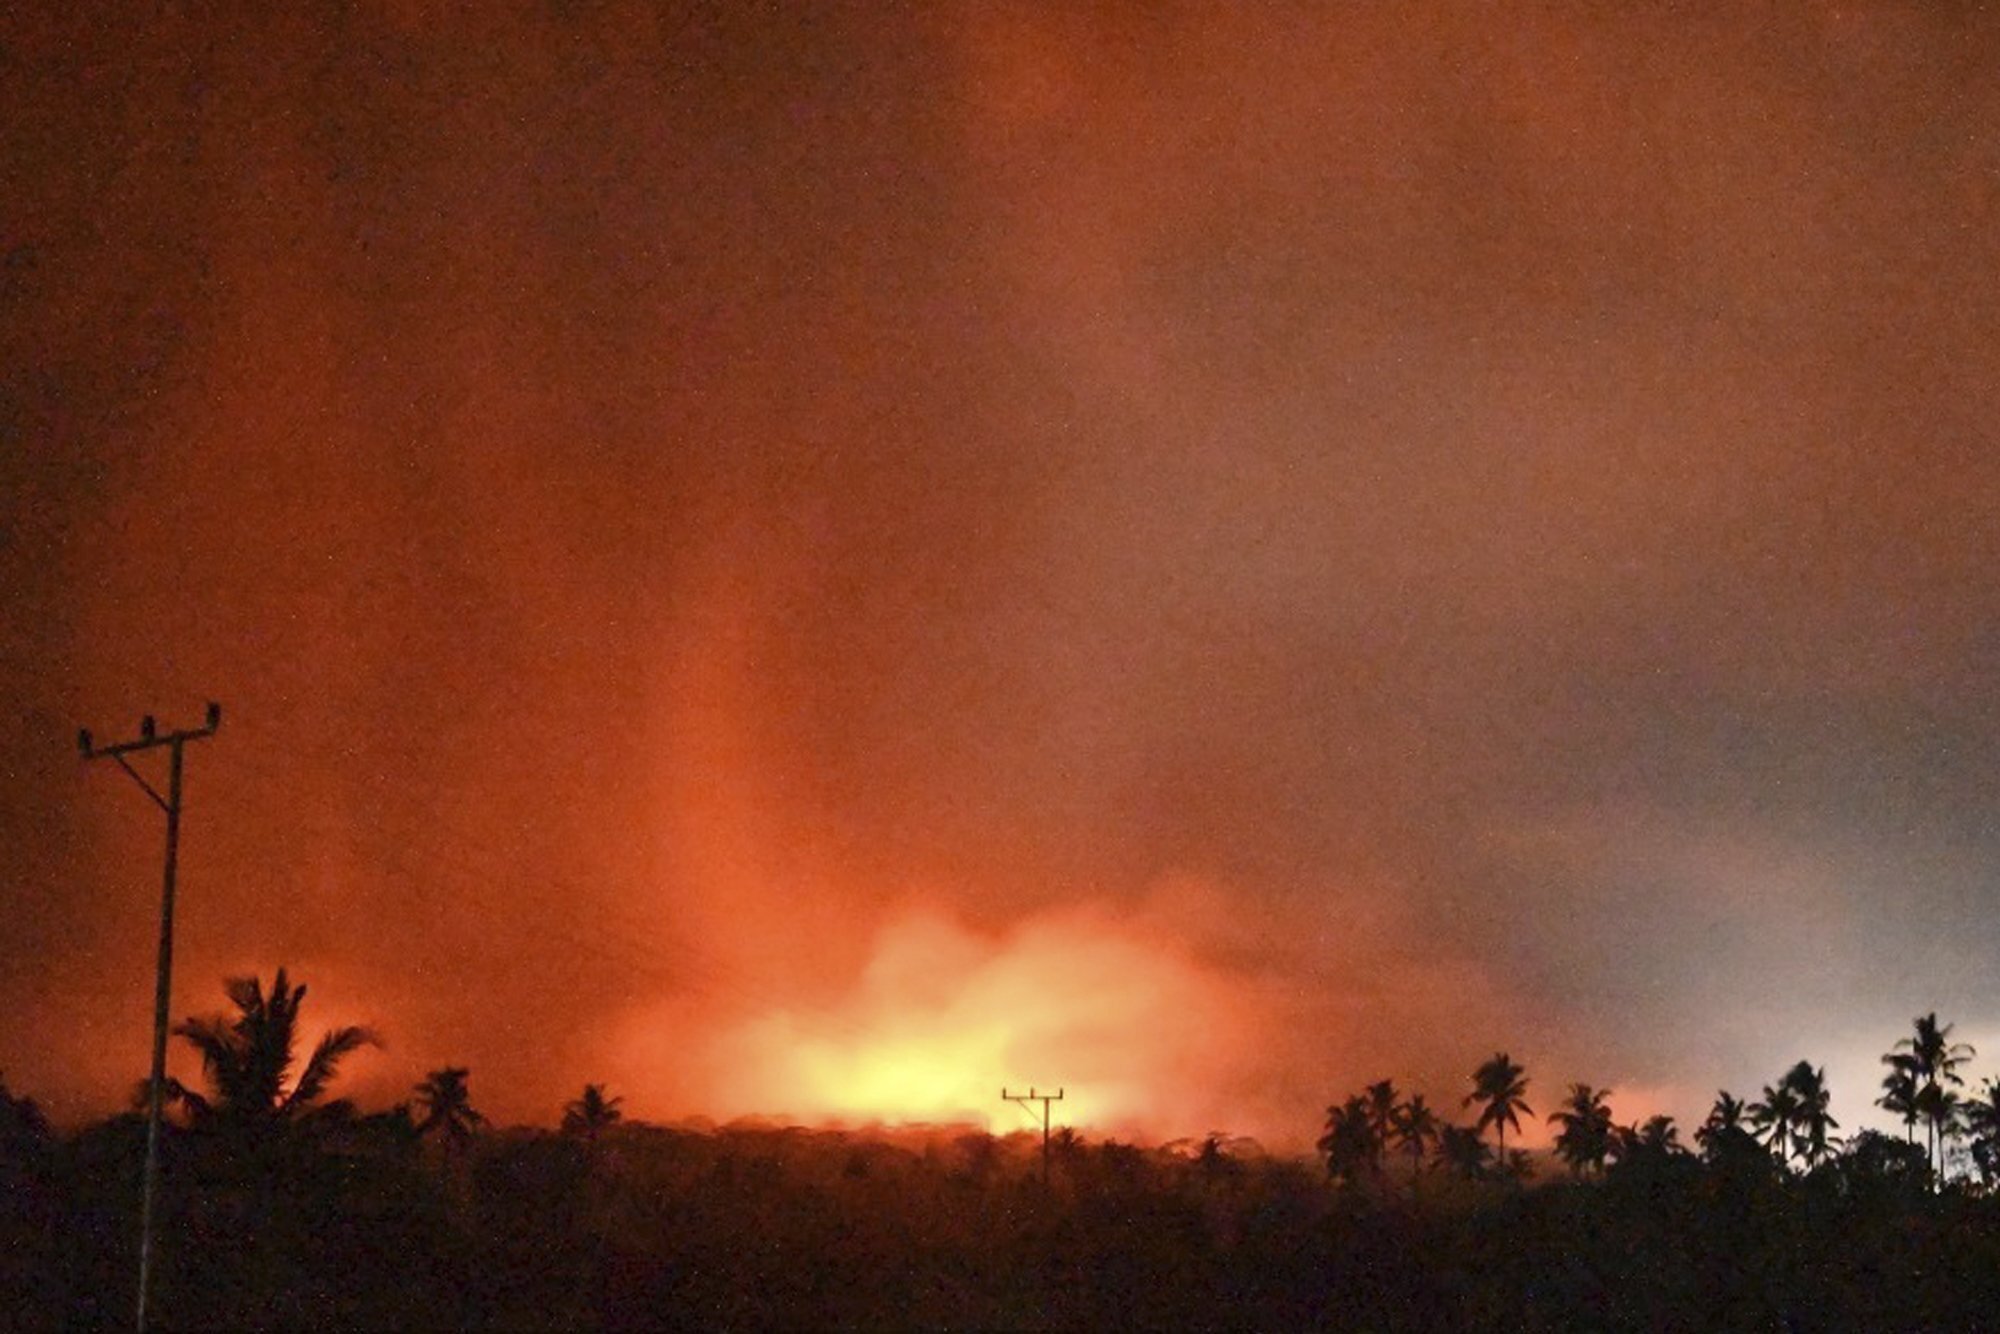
[415, 1066, 486, 1147]
[563, 1082, 624, 1145]
[168, 967, 376, 1132]
[1466, 1052, 1532, 1162]
[1549, 1083, 1613, 1178]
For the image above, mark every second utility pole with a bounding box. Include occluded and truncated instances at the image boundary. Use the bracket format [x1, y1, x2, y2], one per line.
[1002, 1085, 1064, 1185]
[80, 702, 222, 1334]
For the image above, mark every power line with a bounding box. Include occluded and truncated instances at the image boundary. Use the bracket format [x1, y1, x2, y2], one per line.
[80, 702, 222, 1334]
[77, 726, 987, 1120]
[1002, 1085, 1065, 1184]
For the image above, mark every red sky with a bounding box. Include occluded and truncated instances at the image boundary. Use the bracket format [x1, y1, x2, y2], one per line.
[4, 3, 1999, 1149]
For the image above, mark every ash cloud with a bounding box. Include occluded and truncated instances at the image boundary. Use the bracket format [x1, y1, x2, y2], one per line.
[4, 3, 1998, 1141]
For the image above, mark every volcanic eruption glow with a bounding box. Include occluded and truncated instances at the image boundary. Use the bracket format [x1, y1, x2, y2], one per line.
[7, 3, 1999, 1162]
[615, 901, 1281, 1139]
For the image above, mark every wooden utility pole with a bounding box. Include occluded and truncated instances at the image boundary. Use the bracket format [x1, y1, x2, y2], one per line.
[80, 703, 222, 1333]
[1002, 1086, 1064, 1185]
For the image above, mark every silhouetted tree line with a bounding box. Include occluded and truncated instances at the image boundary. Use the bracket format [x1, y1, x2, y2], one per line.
[7, 976, 2000, 1327]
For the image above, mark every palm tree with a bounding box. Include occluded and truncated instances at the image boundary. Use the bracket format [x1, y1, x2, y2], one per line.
[1878, 1054, 1920, 1146]
[169, 968, 375, 1134]
[414, 1067, 486, 1149]
[1318, 1095, 1377, 1187]
[1436, 1124, 1491, 1181]
[1364, 1080, 1399, 1171]
[1783, 1061, 1840, 1170]
[1902, 1013, 1975, 1084]
[1392, 1095, 1440, 1189]
[1637, 1114, 1682, 1155]
[561, 1083, 624, 1146]
[1696, 1090, 1743, 1146]
[1610, 1114, 1686, 1171]
[1548, 1083, 1614, 1179]
[1466, 1053, 1532, 1163]
[1897, 1013, 1975, 1179]
[1696, 1090, 1761, 1167]
[1914, 1080, 1963, 1182]
[1750, 1078, 1802, 1170]
[1962, 1078, 2000, 1187]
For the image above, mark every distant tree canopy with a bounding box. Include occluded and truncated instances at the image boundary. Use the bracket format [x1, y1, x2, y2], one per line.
[30, 967, 2000, 1329]
[1320, 1024, 2000, 1199]
[1968, 1080, 2000, 1186]
[1320, 1069, 1502, 1189]
[19, 975, 2000, 1329]
[0, 1071, 50, 1155]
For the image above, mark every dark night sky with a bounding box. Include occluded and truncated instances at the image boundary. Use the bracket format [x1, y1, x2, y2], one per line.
[4, 3, 1998, 1147]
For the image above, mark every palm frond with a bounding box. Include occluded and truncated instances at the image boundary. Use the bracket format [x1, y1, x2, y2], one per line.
[164, 1076, 212, 1123]
[270, 971, 305, 1029]
[284, 1025, 378, 1114]
[223, 974, 264, 1019]
[172, 1014, 245, 1105]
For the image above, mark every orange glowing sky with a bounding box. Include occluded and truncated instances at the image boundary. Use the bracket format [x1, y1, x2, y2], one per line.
[4, 4, 2000, 1150]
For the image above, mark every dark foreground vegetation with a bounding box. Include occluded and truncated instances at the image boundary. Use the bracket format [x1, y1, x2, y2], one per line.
[6, 977, 2000, 1329]
[11, 1102, 2000, 1329]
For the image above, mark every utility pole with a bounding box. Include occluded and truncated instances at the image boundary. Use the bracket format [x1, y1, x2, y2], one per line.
[1001, 1085, 1064, 1185]
[80, 702, 222, 1334]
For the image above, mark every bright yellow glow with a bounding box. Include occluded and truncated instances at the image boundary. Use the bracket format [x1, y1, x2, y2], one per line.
[792, 1023, 1013, 1125]
[659, 903, 1261, 1138]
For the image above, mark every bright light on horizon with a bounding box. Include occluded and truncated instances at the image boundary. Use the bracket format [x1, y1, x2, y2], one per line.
[614, 901, 1270, 1141]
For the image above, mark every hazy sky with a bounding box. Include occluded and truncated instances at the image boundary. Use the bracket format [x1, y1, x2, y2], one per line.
[5, 3, 1998, 1148]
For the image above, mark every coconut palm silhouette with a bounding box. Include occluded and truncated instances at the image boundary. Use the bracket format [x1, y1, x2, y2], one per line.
[1964, 1077, 2000, 1186]
[1392, 1094, 1439, 1189]
[1695, 1090, 1763, 1168]
[1896, 1013, 1974, 1178]
[1783, 1061, 1840, 1170]
[1363, 1079, 1398, 1160]
[1750, 1076, 1802, 1169]
[1879, 1054, 1921, 1147]
[168, 968, 375, 1134]
[1548, 1083, 1613, 1179]
[414, 1066, 486, 1149]
[1435, 1123, 1490, 1181]
[1318, 1094, 1377, 1186]
[561, 1083, 624, 1147]
[1465, 1053, 1531, 1165]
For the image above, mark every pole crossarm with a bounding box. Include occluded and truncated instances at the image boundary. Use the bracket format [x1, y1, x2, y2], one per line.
[84, 725, 222, 758]
[1001, 1085, 1065, 1119]
[79, 702, 222, 1334]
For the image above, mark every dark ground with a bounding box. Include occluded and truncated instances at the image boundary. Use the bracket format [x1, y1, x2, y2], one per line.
[5, 1102, 1997, 1330]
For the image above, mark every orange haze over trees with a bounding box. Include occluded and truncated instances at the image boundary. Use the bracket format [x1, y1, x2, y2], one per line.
[5, 0, 2000, 1185]
[9, 1, 2000, 1319]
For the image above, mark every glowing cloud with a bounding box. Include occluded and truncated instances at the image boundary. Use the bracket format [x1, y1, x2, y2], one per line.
[617, 901, 1272, 1138]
